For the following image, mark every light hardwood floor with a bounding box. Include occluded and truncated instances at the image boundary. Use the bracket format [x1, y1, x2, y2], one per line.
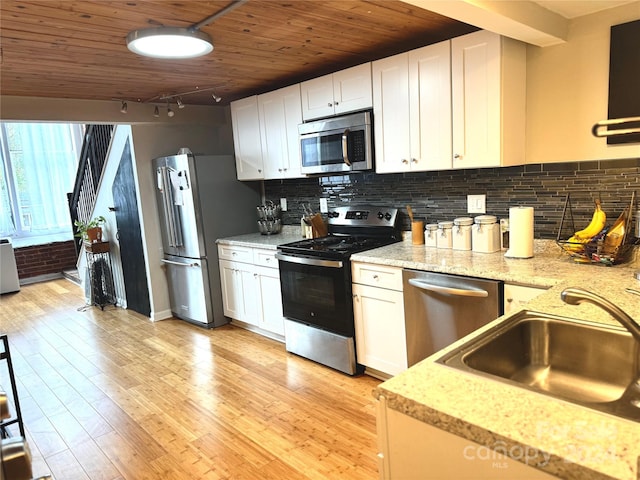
[0, 279, 382, 480]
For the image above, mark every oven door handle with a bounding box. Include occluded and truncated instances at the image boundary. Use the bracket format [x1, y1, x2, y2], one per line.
[342, 128, 351, 167]
[407, 279, 488, 297]
[275, 253, 343, 269]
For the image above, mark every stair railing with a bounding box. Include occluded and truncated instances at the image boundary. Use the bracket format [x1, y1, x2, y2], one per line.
[67, 124, 114, 254]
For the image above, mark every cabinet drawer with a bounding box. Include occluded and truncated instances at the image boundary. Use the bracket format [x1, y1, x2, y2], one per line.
[352, 262, 403, 291]
[217, 244, 253, 263]
[253, 248, 278, 268]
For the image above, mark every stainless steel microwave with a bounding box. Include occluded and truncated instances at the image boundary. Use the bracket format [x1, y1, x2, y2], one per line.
[298, 111, 373, 175]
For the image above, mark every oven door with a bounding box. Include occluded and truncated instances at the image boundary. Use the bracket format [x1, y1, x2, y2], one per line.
[275, 253, 354, 337]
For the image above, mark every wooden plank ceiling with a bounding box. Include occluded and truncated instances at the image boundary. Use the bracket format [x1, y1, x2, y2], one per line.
[0, 1, 478, 106]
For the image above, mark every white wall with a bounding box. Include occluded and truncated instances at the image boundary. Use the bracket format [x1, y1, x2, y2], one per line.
[526, 2, 640, 163]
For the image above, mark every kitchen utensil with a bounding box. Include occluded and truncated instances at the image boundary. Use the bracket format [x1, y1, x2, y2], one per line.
[406, 205, 414, 223]
[411, 219, 424, 245]
[625, 287, 640, 297]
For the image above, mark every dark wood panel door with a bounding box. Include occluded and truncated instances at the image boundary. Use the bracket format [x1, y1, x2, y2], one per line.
[112, 139, 150, 317]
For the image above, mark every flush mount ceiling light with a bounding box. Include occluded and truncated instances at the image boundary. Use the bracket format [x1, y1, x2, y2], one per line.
[126, 0, 247, 60]
[127, 27, 213, 59]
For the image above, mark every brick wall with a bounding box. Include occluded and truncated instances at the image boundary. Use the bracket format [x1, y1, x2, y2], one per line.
[264, 158, 640, 239]
[13, 241, 77, 280]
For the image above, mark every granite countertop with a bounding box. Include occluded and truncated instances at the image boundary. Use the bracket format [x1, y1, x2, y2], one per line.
[216, 226, 302, 249]
[355, 239, 640, 480]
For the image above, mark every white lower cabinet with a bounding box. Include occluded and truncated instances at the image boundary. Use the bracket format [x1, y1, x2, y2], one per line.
[504, 283, 548, 315]
[218, 245, 285, 338]
[352, 262, 406, 376]
[377, 396, 557, 480]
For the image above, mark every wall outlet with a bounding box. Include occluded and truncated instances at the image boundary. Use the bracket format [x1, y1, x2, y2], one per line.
[319, 198, 328, 213]
[467, 194, 486, 214]
[280, 197, 287, 211]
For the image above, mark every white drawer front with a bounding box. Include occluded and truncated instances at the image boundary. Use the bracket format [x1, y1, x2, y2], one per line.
[253, 248, 278, 268]
[217, 244, 253, 263]
[352, 262, 403, 291]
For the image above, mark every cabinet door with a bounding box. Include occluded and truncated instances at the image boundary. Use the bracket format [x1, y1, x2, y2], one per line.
[372, 53, 411, 173]
[230, 96, 264, 180]
[504, 284, 547, 315]
[353, 283, 407, 376]
[333, 63, 372, 114]
[301, 74, 335, 120]
[219, 259, 244, 319]
[256, 266, 285, 336]
[378, 400, 557, 480]
[451, 31, 501, 169]
[409, 41, 452, 171]
[258, 84, 303, 179]
[240, 267, 260, 326]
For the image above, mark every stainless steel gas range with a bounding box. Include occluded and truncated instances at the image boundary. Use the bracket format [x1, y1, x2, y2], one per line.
[275, 205, 401, 375]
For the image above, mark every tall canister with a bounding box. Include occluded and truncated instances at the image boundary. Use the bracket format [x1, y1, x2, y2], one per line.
[472, 215, 501, 253]
[452, 217, 473, 251]
[436, 221, 453, 249]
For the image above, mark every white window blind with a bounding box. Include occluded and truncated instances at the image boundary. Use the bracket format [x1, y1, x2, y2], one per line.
[0, 123, 84, 244]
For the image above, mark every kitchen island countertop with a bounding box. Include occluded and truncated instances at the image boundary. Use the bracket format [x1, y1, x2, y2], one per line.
[352, 239, 640, 480]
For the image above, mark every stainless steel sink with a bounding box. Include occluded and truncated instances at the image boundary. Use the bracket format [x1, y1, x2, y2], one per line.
[437, 310, 640, 421]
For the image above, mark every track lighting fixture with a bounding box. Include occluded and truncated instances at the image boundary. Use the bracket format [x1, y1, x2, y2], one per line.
[212, 94, 222, 103]
[154, 106, 160, 118]
[167, 104, 175, 117]
[120, 101, 128, 113]
[176, 97, 185, 109]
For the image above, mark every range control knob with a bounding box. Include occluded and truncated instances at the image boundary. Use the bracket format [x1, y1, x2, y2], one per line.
[328, 211, 339, 218]
[384, 212, 392, 221]
[377, 211, 384, 219]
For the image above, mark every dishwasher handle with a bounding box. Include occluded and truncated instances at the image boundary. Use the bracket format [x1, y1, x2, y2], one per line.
[407, 278, 488, 297]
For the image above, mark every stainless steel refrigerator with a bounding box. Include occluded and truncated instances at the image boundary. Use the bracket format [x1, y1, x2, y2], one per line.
[154, 151, 260, 327]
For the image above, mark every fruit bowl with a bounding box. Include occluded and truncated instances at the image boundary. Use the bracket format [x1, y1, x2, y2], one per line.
[556, 192, 636, 265]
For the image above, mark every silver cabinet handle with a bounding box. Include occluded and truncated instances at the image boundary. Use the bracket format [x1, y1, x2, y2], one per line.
[408, 278, 488, 297]
[328, 102, 333, 107]
[161, 259, 200, 268]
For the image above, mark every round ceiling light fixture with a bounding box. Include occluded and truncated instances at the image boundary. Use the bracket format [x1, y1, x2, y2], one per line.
[126, 27, 214, 59]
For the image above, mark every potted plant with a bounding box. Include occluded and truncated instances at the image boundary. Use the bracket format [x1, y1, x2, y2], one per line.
[74, 215, 106, 243]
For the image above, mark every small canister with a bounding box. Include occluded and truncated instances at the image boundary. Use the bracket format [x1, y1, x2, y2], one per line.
[472, 215, 501, 253]
[436, 221, 454, 249]
[452, 217, 473, 251]
[424, 223, 439, 247]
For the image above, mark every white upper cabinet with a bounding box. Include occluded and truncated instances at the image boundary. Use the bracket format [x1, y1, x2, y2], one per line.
[373, 41, 452, 173]
[258, 84, 303, 179]
[301, 63, 373, 121]
[230, 96, 264, 180]
[451, 30, 526, 169]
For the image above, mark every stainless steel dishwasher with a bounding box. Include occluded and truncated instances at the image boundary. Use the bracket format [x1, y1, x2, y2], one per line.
[402, 269, 503, 365]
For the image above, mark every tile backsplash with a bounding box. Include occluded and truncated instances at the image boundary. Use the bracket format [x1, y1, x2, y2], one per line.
[264, 158, 640, 239]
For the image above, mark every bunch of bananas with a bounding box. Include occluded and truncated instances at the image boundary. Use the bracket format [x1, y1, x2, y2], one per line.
[565, 199, 606, 253]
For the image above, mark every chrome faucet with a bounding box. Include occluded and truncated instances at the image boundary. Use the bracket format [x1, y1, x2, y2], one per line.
[561, 287, 640, 343]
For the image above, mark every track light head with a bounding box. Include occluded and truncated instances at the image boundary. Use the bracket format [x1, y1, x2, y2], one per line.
[153, 106, 160, 118]
[167, 105, 175, 117]
[176, 97, 185, 109]
[120, 101, 128, 113]
[212, 93, 222, 103]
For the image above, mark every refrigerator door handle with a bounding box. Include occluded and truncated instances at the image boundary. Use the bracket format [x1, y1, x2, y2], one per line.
[158, 166, 183, 248]
[161, 259, 200, 268]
